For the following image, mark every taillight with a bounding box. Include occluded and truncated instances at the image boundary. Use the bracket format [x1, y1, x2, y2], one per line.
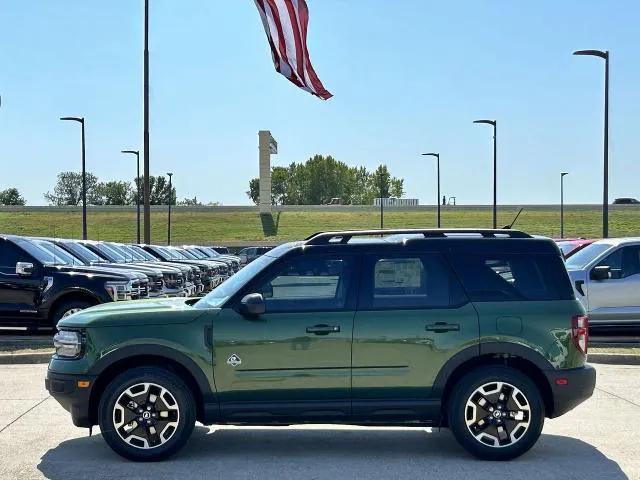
[571, 315, 589, 355]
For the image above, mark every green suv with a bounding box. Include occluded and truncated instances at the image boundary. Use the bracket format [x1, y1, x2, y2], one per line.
[46, 229, 596, 461]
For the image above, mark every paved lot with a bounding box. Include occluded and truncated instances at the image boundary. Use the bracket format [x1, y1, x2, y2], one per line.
[0, 364, 638, 480]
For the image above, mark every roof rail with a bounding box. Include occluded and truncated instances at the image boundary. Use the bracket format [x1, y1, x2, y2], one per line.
[304, 228, 532, 245]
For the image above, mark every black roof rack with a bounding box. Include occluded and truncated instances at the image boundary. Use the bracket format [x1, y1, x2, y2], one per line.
[304, 228, 532, 245]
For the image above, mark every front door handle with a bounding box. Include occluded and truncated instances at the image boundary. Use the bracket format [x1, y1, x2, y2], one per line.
[425, 322, 460, 333]
[306, 324, 340, 335]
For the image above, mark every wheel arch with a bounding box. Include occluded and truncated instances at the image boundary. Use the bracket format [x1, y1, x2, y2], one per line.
[87, 345, 214, 425]
[47, 289, 101, 323]
[434, 343, 555, 422]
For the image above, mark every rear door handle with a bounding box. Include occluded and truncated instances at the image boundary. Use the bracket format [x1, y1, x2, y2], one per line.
[306, 324, 341, 335]
[425, 322, 460, 333]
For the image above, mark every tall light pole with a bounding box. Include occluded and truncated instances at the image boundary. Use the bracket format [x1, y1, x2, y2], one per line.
[60, 116, 87, 239]
[474, 119, 497, 229]
[379, 176, 384, 229]
[122, 150, 141, 243]
[167, 172, 173, 245]
[573, 49, 610, 238]
[560, 172, 569, 238]
[143, 0, 151, 244]
[422, 153, 441, 227]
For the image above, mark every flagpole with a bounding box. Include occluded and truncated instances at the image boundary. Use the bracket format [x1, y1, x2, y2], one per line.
[143, 0, 151, 244]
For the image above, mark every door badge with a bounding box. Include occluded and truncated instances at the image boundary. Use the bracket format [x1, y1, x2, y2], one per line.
[227, 354, 242, 367]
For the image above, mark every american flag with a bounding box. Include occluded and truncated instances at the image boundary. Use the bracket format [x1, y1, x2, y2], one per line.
[254, 0, 332, 100]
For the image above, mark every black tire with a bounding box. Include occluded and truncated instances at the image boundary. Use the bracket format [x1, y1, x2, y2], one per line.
[51, 298, 94, 326]
[98, 367, 196, 462]
[447, 366, 544, 461]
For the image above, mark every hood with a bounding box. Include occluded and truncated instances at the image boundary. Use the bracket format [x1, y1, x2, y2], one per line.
[47, 264, 132, 281]
[58, 297, 208, 328]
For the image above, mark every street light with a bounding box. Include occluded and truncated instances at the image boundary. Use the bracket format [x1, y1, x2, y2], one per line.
[143, 0, 151, 244]
[560, 172, 569, 238]
[473, 119, 497, 229]
[167, 172, 173, 245]
[421, 153, 441, 227]
[573, 49, 610, 238]
[122, 150, 141, 243]
[60, 116, 87, 239]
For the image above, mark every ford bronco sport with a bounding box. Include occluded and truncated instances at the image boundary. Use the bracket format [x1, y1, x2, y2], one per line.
[46, 229, 595, 461]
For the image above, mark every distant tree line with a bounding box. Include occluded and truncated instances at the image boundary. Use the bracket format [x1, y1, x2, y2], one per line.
[43, 171, 208, 206]
[247, 155, 404, 205]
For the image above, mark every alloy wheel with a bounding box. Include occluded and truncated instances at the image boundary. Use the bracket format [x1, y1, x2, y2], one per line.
[113, 382, 180, 449]
[61, 308, 84, 318]
[465, 381, 531, 448]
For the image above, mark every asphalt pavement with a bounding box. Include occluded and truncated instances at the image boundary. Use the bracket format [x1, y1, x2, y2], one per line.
[0, 363, 638, 480]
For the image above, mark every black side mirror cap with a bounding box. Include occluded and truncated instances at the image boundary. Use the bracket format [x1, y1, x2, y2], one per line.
[239, 293, 266, 316]
[590, 265, 611, 281]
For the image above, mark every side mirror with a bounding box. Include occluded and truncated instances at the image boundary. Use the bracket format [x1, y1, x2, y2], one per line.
[16, 262, 34, 276]
[591, 265, 611, 281]
[239, 293, 266, 317]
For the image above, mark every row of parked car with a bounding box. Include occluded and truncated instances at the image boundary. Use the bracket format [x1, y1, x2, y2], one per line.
[0, 234, 242, 330]
[555, 237, 640, 333]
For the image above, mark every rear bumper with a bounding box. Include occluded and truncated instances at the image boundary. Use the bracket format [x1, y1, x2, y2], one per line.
[45, 370, 97, 428]
[545, 364, 596, 418]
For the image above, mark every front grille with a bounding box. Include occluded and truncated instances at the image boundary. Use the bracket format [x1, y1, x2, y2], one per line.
[149, 277, 164, 292]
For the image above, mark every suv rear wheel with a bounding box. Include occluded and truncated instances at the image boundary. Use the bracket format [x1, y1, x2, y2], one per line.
[447, 366, 544, 460]
[98, 367, 196, 461]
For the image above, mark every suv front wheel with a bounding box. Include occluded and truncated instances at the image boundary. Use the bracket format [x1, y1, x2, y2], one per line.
[447, 366, 544, 460]
[98, 367, 196, 461]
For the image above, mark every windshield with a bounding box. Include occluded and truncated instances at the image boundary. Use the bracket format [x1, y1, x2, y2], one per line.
[32, 240, 85, 266]
[556, 242, 578, 256]
[119, 245, 147, 261]
[132, 246, 159, 261]
[186, 248, 205, 259]
[14, 238, 72, 266]
[195, 253, 277, 309]
[108, 243, 137, 262]
[566, 243, 614, 270]
[62, 241, 107, 264]
[93, 243, 127, 263]
[201, 247, 220, 257]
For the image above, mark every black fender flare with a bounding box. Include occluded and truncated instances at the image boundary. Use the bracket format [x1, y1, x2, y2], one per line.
[431, 342, 555, 398]
[88, 344, 214, 400]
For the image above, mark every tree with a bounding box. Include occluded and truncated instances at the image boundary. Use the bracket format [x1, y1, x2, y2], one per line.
[177, 196, 203, 206]
[0, 188, 26, 206]
[44, 171, 100, 206]
[94, 181, 133, 205]
[133, 175, 176, 205]
[246, 156, 406, 205]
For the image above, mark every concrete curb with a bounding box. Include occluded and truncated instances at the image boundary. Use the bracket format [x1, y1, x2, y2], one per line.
[588, 353, 640, 365]
[0, 352, 52, 365]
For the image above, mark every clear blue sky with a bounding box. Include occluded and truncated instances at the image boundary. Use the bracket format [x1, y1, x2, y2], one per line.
[1, 0, 638, 206]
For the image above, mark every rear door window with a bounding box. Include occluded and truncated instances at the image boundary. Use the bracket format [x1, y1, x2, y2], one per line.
[359, 253, 467, 309]
[450, 254, 573, 301]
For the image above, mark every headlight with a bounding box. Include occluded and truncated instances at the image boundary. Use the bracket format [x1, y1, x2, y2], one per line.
[105, 280, 133, 301]
[53, 330, 83, 358]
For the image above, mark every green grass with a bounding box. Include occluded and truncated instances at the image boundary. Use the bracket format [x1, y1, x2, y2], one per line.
[0, 206, 638, 245]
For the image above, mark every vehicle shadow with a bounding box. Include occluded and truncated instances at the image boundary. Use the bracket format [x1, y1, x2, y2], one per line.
[37, 426, 628, 480]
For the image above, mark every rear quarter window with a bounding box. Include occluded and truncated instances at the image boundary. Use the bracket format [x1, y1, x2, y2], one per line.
[450, 253, 574, 302]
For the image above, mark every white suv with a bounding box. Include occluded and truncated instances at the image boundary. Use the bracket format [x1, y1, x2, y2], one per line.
[565, 238, 640, 332]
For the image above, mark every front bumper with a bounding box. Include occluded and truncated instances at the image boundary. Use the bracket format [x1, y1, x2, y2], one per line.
[45, 370, 97, 427]
[545, 364, 596, 418]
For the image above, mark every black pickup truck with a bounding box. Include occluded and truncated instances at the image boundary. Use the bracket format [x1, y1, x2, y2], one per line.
[0, 235, 146, 330]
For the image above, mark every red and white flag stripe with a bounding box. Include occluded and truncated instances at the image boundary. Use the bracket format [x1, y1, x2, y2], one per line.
[254, 0, 332, 100]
